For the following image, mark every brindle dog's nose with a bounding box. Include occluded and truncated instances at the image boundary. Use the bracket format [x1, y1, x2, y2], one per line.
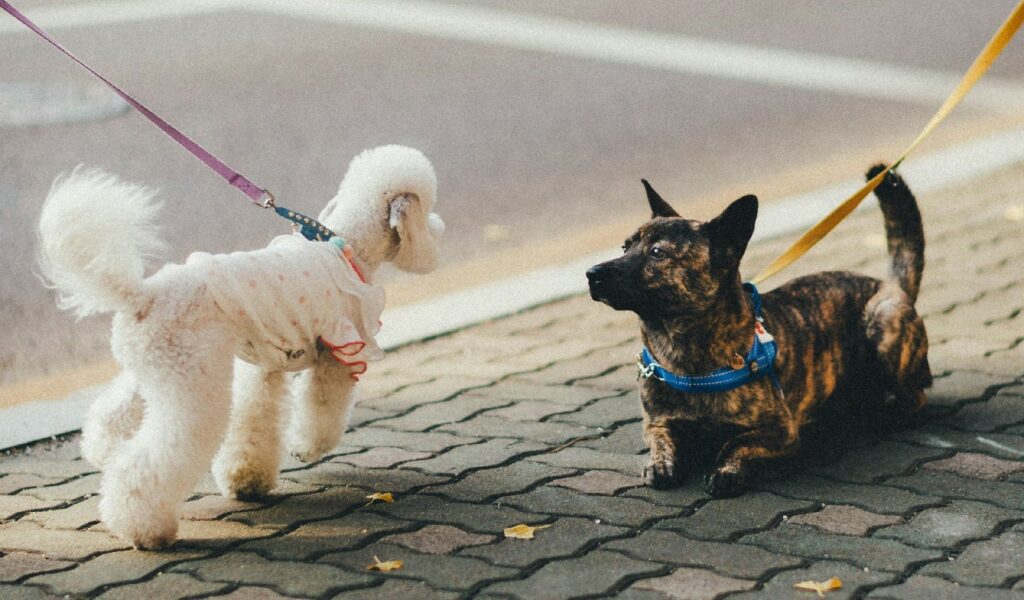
[586, 265, 604, 285]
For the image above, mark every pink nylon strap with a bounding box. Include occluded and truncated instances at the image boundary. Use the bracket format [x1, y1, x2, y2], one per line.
[1, 0, 270, 206]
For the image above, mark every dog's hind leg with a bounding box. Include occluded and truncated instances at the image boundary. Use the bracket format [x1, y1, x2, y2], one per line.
[865, 282, 932, 415]
[99, 323, 235, 549]
[81, 370, 144, 468]
[287, 358, 358, 463]
[212, 359, 286, 500]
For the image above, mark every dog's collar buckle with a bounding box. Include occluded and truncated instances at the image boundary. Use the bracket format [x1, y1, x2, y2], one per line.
[636, 353, 656, 380]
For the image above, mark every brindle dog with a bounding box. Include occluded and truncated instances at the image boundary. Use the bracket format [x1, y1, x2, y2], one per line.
[586, 165, 931, 498]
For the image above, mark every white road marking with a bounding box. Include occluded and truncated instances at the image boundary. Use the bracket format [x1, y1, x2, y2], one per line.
[0, 0, 235, 32]
[262, 0, 1024, 111]
[3, 0, 1023, 110]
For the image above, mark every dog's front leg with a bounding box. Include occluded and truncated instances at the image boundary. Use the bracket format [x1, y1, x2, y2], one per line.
[642, 415, 684, 489]
[212, 359, 286, 500]
[287, 357, 357, 463]
[706, 416, 798, 498]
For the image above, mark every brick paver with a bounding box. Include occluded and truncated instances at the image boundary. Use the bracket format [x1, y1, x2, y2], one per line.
[2, 166, 1023, 598]
[786, 505, 902, 537]
[382, 524, 494, 555]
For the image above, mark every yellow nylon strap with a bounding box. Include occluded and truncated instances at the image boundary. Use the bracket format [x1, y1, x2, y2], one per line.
[751, 0, 1024, 285]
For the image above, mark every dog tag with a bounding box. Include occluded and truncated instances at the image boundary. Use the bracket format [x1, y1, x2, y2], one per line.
[754, 321, 775, 343]
[730, 353, 746, 370]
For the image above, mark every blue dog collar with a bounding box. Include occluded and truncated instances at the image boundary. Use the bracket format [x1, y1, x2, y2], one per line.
[275, 206, 337, 242]
[638, 283, 781, 393]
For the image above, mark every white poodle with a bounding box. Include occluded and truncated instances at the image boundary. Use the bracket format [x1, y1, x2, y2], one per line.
[37, 145, 443, 549]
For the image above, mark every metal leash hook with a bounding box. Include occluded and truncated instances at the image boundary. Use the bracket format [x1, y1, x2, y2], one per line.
[251, 188, 336, 242]
[636, 352, 655, 380]
[254, 189, 276, 210]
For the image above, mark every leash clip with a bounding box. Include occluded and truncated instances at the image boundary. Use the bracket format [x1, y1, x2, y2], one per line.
[254, 189, 276, 209]
[636, 353, 655, 380]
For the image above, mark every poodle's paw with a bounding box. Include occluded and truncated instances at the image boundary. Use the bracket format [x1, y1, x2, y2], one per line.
[129, 522, 178, 551]
[99, 492, 178, 550]
[287, 430, 340, 464]
[288, 439, 332, 464]
[214, 464, 276, 497]
[212, 459, 277, 501]
[222, 476, 275, 502]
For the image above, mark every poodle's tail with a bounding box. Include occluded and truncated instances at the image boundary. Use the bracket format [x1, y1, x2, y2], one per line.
[37, 168, 165, 318]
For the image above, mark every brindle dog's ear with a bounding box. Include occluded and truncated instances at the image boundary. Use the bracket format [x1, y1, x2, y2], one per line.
[642, 179, 679, 218]
[705, 195, 758, 271]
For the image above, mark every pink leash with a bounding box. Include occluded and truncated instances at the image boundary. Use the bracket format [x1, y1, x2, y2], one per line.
[5, 0, 380, 377]
[1, 0, 275, 208]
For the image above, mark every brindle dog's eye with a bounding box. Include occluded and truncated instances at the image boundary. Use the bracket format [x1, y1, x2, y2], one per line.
[649, 246, 667, 260]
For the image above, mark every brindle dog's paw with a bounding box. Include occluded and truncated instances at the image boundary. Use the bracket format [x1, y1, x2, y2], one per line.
[643, 460, 682, 489]
[704, 466, 748, 498]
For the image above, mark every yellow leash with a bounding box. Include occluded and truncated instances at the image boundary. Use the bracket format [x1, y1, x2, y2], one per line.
[751, 0, 1024, 285]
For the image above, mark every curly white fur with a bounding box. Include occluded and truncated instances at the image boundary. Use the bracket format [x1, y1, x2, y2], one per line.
[37, 145, 443, 549]
[38, 167, 165, 318]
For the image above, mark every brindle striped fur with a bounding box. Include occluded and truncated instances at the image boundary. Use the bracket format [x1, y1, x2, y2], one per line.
[586, 165, 930, 497]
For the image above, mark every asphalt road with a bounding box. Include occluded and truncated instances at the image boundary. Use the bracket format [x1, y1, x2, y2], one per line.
[2, 0, 1023, 390]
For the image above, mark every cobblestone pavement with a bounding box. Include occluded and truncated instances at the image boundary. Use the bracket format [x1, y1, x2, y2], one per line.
[2, 165, 1023, 599]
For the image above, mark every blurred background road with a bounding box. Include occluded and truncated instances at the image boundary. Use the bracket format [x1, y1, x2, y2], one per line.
[2, 0, 1023, 403]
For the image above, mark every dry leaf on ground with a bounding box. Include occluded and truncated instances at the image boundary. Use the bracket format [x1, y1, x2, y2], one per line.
[366, 555, 403, 572]
[503, 523, 552, 540]
[364, 492, 394, 506]
[794, 577, 842, 597]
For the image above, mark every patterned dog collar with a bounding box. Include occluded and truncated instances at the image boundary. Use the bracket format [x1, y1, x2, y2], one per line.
[275, 206, 336, 242]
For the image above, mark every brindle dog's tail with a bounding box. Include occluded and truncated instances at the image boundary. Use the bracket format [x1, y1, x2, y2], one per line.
[867, 164, 925, 304]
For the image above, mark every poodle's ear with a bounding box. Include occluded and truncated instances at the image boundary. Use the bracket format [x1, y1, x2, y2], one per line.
[389, 196, 410, 230]
[389, 193, 444, 273]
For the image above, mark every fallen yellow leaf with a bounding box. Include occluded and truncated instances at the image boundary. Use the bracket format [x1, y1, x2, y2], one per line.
[366, 555, 403, 572]
[794, 577, 842, 597]
[503, 523, 552, 540]
[364, 492, 394, 506]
